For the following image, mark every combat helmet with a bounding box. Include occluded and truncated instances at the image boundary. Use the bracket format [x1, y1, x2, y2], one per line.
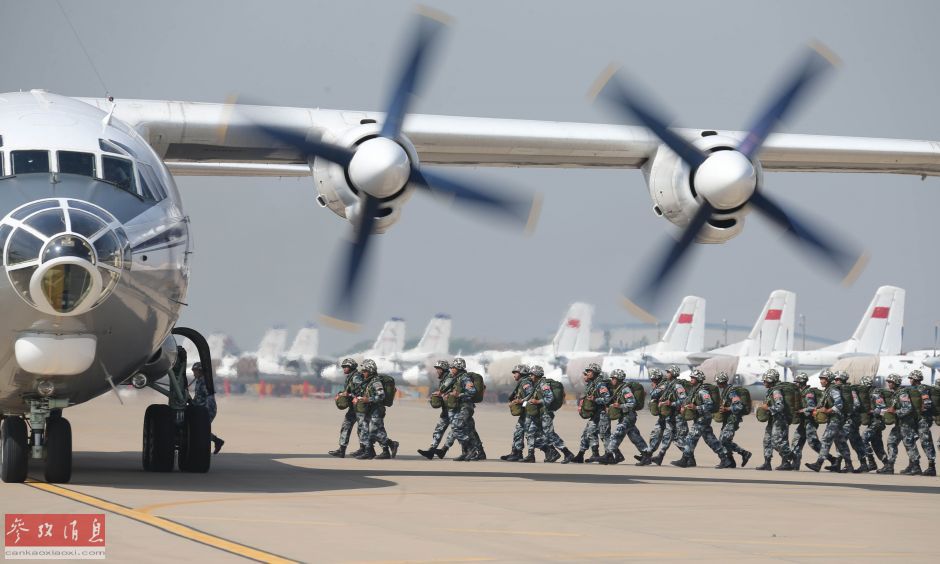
[762, 369, 780, 384]
[610, 368, 626, 381]
[715, 372, 730, 384]
[649, 368, 664, 382]
[341, 358, 358, 370]
[451, 357, 467, 370]
[909, 369, 924, 382]
[584, 362, 602, 376]
[530, 365, 545, 377]
[360, 359, 377, 374]
[885, 373, 902, 385]
[794, 372, 809, 384]
[434, 359, 450, 371]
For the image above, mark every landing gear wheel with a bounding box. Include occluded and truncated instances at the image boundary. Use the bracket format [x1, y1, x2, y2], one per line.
[142, 404, 175, 472]
[44, 415, 72, 483]
[178, 405, 211, 473]
[1, 417, 29, 483]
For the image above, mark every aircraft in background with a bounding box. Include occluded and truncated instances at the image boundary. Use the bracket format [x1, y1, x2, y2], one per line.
[320, 318, 406, 384]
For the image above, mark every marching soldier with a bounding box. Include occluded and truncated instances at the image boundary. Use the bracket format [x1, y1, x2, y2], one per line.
[649, 365, 691, 466]
[673, 370, 730, 468]
[571, 362, 611, 463]
[860, 375, 889, 472]
[906, 370, 937, 476]
[500, 364, 534, 462]
[756, 369, 796, 471]
[804, 370, 855, 472]
[715, 372, 752, 468]
[834, 371, 868, 472]
[601, 369, 648, 465]
[636, 369, 666, 465]
[329, 358, 367, 458]
[447, 358, 485, 462]
[355, 359, 400, 460]
[876, 373, 905, 474]
[529, 366, 576, 463]
[418, 360, 456, 460]
[520, 366, 547, 463]
[790, 372, 824, 469]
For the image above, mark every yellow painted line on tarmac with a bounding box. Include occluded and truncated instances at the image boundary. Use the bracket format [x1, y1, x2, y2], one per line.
[24, 480, 297, 563]
[438, 527, 581, 537]
[169, 514, 348, 527]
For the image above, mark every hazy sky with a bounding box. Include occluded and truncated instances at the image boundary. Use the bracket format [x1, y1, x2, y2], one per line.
[2, 1, 938, 354]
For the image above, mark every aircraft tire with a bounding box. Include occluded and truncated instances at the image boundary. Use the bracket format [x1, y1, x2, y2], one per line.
[44, 415, 72, 483]
[143, 404, 176, 472]
[178, 405, 211, 473]
[1, 416, 29, 483]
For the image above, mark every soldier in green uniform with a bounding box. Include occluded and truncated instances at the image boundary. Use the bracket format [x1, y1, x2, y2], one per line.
[418, 360, 456, 460]
[329, 358, 367, 458]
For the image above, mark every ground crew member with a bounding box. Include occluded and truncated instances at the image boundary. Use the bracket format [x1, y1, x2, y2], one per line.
[529, 365, 575, 463]
[906, 370, 937, 476]
[859, 375, 887, 472]
[790, 372, 824, 469]
[715, 372, 752, 468]
[673, 370, 729, 468]
[418, 360, 456, 460]
[602, 369, 648, 465]
[650, 365, 690, 466]
[355, 359, 399, 460]
[329, 358, 366, 458]
[191, 362, 224, 454]
[834, 371, 868, 472]
[636, 369, 666, 465]
[805, 370, 855, 472]
[571, 362, 611, 463]
[876, 374, 905, 474]
[448, 357, 484, 462]
[756, 369, 796, 471]
[500, 364, 534, 462]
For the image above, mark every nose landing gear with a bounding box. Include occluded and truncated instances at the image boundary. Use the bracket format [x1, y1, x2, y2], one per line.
[1, 401, 73, 484]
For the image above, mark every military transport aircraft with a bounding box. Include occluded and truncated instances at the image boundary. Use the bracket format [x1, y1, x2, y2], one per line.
[1, 8, 940, 484]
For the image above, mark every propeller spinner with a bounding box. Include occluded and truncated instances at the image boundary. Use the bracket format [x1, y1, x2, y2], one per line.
[591, 44, 868, 322]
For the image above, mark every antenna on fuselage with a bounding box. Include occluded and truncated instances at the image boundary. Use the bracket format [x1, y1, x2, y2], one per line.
[55, 0, 111, 98]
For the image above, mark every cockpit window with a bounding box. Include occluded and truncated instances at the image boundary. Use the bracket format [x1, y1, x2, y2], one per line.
[57, 151, 96, 177]
[101, 155, 137, 195]
[12, 151, 50, 174]
[137, 162, 165, 201]
[108, 139, 139, 158]
[98, 139, 126, 155]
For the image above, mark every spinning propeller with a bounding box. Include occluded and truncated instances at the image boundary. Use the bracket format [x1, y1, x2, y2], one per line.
[251, 8, 541, 329]
[591, 44, 868, 322]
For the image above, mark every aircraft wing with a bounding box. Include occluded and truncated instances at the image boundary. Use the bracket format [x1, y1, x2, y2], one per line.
[78, 98, 940, 177]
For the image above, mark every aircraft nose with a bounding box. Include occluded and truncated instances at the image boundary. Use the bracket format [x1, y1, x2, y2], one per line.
[1, 198, 129, 316]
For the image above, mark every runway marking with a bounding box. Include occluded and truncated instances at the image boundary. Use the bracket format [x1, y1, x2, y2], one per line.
[170, 515, 349, 527]
[24, 480, 297, 563]
[437, 527, 581, 537]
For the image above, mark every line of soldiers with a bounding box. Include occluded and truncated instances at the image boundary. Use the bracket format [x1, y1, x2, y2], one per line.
[327, 358, 399, 460]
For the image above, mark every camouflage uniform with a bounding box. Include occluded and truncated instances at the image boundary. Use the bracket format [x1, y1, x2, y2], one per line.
[578, 376, 612, 452]
[192, 376, 217, 422]
[645, 377, 669, 455]
[535, 379, 568, 451]
[862, 386, 889, 465]
[513, 378, 539, 452]
[717, 384, 751, 463]
[791, 384, 823, 466]
[805, 382, 853, 472]
[841, 381, 868, 465]
[908, 383, 937, 464]
[655, 378, 691, 460]
[428, 372, 457, 450]
[448, 370, 479, 455]
[760, 384, 794, 468]
[679, 379, 727, 466]
[339, 371, 367, 449]
[605, 381, 647, 457]
[363, 375, 395, 450]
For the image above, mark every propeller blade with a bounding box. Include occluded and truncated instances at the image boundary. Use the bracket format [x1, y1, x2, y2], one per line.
[410, 167, 541, 232]
[749, 191, 867, 284]
[380, 8, 451, 140]
[738, 44, 839, 158]
[254, 123, 355, 168]
[590, 65, 707, 170]
[322, 196, 382, 330]
[623, 201, 714, 322]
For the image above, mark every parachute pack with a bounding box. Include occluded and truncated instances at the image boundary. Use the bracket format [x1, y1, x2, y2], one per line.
[379, 374, 397, 407]
[468, 372, 486, 403]
[732, 386, 753, 415]
[871, 387, 896, 425]
[773, 382, 802, 424]
[543, 378, 566, 411]
[700, 383, 721, 413]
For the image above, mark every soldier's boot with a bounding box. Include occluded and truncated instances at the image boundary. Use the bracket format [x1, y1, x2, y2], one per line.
[923, 461, 936, 477]
[716, 454, 736, 469]
[687, 454, 697, 467]
[853, 457, 869, 474]
[635, 452, 653, 466]
[740, 450, 752, 467]
[434, 447, 448, 459]
[805, 459, 823, 472]
[465, 448, 480, 461]
[876, 461, 895, 474]
[634, 454, 644, 462]
[841, 459, 856, 473]
[826, 454, 838, 465]
[613, 449, 625, 463]
[651, 452, 665, 466]
[775, 457, 793, 471]
[599, 452, 615, 465]
[560, 448, 576, 464]
[755, 457, 773, 471]
[454, 445, 470, 462]
[521, 449, 536, 463]
[586, 447, 603, 464]
[475, 446, 487, 461]
[568, 450, 586, 464]
[328, 446, 347, 458]
[374, 446, 392, 460]
[825, 457, 841, 472]
[670, 454, 691, 468]
[349, 446, 365, 458]
[418, 448, 436, 460]
[501, 448, 522, 461]
[908, 462, 923, 476]
[390, 441, 399, 459]
[544, 447, 561, 463]
[355, 447, 376, 460]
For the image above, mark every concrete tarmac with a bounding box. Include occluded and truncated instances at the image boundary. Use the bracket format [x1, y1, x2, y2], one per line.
[2, 391, 938, 563]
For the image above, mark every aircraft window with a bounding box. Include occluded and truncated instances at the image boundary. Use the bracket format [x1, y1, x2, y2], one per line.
[7, 229, 44, 265]
[8, 266, 36, 300]
[93, 231, 124, 269]
[98, 139, 126, 155]
[40, 263, 94, 314]
[12, 151, 50, 174]
[68, 210, 107, 238]
[137, 162, 164, 201]
[108, 139, 139, 158]
[42, 234, 94, 263]
[95, 267, 119, 304]
[57, 151, 96, 177]
[101, 156, 137, 195]
[11, 200, 57, 221]
[25, 209, 67, 237]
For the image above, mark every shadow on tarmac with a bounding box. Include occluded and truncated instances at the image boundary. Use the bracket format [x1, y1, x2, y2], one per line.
[30, 451, 940, 496]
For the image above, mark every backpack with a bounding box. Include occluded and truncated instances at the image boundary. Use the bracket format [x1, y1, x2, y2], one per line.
[853, 385, 872, 415]
[802, 388, 822, 410]
[731, 386, 752, 416]
[468, 372, 485, 403]
[544, 378, 566, 411]
[702, 383, 721, 414]
[626, 381, 646, 410]
[379, 374, 396, 407]
[772, 382, 801, 424]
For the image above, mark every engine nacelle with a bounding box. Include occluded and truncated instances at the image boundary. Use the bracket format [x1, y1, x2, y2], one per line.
[311, 123, 418, 234]
[643, 132, 762, 244]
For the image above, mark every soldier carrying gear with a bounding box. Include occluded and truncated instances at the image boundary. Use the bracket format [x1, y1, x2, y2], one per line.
[794, 372, 809, 385]
[354, 359, 399, 460]
[714, 371, 752, 468]
[418, 359, 457, 460]
[831, 371, 868, 472]
[857, 373, 888, 473]
[876, 374, 906, 474]
[649, 369, 664, 383]
[447, 358, 485, 461]
[330, 357, 367, 458]
[501, 364, 538, 462]
[757, 369, 797, 471]
[602, 369, 648, 465]
[528, 366, 575, 463]
[804, 371, 855, 473]
[568, 363, 611, 464]
[790, 371, 826, 470]
[451, 357, 467, 371]
[903, 370, 937, 476]
[673, 370, 730, 468]
[646, 364, 691, 466]
[636, 368, 668, 465]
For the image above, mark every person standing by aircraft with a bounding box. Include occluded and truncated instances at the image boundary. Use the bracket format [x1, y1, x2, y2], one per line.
[601, 369, 648, 465]
[636, 369, 667, 466]
[419, 360, 456, 460]
[805, 370, 855, 472]
[571, 363, 611, 463]
[791, 372, 824, 470]
[354, 359, 399, 460]
[500, 364, 533, 461]
[191, 363, 224, 454]
[673, 370, 729, 468]
[905, 370, 936, 476]
[330, 358, 367, 458]
[715, 372, 752, 468]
